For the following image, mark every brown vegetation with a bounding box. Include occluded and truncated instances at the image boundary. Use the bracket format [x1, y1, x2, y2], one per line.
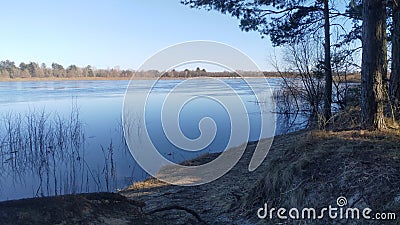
[120, 123, 400, 224]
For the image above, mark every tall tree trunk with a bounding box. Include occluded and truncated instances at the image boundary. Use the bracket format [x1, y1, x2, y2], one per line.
[361, 0, 387, 130]
[323, 0, 332, 125]
[391, 1, 400, 112]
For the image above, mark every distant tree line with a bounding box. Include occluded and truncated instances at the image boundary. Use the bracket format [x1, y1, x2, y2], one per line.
[161, 67, 264, 78]
[0, 61, 272, 79]
[0, 60, 139, 79]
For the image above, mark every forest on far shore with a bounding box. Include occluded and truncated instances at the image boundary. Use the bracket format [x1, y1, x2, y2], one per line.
[0, 60, 360, 80]
[0, 60, 257, 79]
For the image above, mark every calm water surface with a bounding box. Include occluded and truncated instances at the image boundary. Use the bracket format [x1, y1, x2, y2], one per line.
[0, 79, 305, 200]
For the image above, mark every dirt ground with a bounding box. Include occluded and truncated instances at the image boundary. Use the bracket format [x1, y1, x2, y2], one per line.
[121, 129, 400, 225]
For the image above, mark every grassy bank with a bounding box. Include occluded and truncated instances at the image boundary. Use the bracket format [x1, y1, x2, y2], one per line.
[121, 129, 400, 224]
[1, 127, 398, 224]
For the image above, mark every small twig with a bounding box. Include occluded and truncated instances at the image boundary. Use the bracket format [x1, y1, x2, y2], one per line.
[146, 205, 208, 224]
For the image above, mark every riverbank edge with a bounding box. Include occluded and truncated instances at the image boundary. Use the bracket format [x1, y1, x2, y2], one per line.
[0, 74, 361, 83]
[0, 128, 399, 224]
[0, 76, 265, 82]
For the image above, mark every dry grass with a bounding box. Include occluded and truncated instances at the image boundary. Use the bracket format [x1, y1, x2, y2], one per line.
[123, 178, 169, 196]
[334, 73, 361, 83]
[240, 130, 400, 224]
[119, 127, 400, 224]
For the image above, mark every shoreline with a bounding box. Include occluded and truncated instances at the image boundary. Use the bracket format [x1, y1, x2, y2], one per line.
[0, 128, 399, 224]
[0, 76, 132, 82]
[0, 76, 266, 82]
[0, 74, 361, 83]
[119, 128, 400, 224]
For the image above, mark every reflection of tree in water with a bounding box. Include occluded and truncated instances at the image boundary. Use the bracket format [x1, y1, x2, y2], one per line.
[0, 105, 121, 198]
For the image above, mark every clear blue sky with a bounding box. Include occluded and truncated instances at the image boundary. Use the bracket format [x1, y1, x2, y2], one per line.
[0, 0, 277, 71]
